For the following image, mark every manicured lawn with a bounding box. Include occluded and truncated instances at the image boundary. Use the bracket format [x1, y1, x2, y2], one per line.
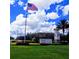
[10, 45, 69, 59]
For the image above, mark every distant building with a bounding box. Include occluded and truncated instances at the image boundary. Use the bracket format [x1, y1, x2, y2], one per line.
[30, 33, 54, 44]
[16, 32, 61, 45]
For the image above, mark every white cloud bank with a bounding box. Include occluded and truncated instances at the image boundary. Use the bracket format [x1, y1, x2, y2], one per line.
[27, 0, 63, 10]
[10, 10, 57, 38]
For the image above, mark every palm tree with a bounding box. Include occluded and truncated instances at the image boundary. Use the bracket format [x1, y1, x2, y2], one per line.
[57, 20, 69, 35]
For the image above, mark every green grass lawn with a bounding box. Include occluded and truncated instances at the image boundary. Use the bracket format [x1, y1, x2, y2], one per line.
[10, 45, 69, 59]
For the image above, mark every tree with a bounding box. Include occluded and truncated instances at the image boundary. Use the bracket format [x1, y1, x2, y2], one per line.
[10, 36, 14, 40]
[56, 20, 69, 44]
[57, 20, 69, 35]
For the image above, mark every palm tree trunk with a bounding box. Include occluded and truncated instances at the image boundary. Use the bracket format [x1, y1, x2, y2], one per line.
[62, 28, 64, 35]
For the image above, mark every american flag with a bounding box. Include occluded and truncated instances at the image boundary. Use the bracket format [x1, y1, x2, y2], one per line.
[27, 3, 38, 11]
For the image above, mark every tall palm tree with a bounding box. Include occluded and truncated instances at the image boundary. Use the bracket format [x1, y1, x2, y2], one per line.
[57, 20, 69, 35]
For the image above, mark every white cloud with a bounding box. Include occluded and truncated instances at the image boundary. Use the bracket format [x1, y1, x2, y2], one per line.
[47, 12, 59, 19]
[28, 0, 51, 10]
[56, 5, 69, 16]
[10, 0, 24, 6]
[28, 10, 37, 13]
[10, 0, 15, 5]
[27, 0, 63, 10]
[18, 0, 24, 6]
[55, 0, 63, 3]
[56, 5, 64, 12]
[38, 24, 56, 33]
[56, 5, 60, 12]
[23, 3, 28, 10]
[62, 5, 69, 15]
[10, 14, 26, 38]
[11, 14, 26, 26]
[10, 10, 57, 38]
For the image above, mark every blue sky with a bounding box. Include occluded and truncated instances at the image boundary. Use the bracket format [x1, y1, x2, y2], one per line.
[10, 0, 69, 38]
[10, 0, 69, 23]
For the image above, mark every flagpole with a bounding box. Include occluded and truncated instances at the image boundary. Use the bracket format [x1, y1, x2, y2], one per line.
[24, 11, 28, 44]
[24, 3, 38, 44]
[24, 17, 26, 44]
[24, 8, 28, 44]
